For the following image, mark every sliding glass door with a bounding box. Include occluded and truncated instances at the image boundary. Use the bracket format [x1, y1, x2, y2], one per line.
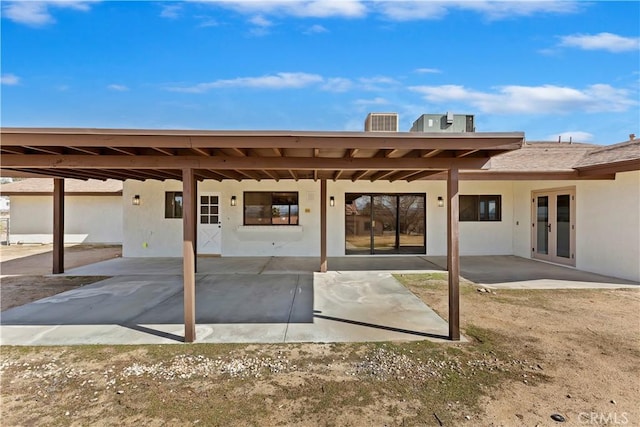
[345, 193, 425, 255]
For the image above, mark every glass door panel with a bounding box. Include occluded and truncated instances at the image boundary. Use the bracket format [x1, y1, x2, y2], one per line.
[345, 193, 426, 255]
[556, 194, 571, 259]
[398, 195, 425, 253]
[536, 196, 549, 255]
[532, 189, 575, 266]
[372, 195, 398, 254]
[345, 194, 372, 255]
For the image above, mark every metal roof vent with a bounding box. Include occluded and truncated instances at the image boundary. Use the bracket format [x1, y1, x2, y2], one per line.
[364, 113, 399, 132]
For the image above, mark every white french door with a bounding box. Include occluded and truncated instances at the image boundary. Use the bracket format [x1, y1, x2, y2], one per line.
[531, 188, 575, 266]
[198, 192, 222, 255]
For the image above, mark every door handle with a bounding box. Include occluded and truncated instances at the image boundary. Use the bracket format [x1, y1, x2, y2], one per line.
[547, 223, 551, 232]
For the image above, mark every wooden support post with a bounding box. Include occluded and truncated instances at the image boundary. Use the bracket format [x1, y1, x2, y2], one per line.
[320, 179, 328, 273]
[193, 179, 198, 274]
[447, 167, 460, 341]
[53, 178, 65, 274]
[182, 168, 196, 342]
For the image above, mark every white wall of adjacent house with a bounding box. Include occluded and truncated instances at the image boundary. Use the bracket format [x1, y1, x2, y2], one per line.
[511, 171, 640, 282]
[8, 195, 123, 244]
[122, 179, 515, 258]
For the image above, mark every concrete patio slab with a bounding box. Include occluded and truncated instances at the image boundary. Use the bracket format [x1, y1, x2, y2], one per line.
[426, 255, 639, 289]
[0, 270, 451, 345]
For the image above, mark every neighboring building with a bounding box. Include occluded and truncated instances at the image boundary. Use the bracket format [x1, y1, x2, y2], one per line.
[410, 112, 475, 133]
[0, 178, 123, 244]
[0, 197, 9, 212]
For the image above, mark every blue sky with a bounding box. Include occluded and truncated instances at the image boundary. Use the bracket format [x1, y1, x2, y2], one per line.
[1, 1, 639, 144]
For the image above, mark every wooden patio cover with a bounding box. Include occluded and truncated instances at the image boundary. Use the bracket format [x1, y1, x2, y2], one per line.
[0, 127, 524, 342]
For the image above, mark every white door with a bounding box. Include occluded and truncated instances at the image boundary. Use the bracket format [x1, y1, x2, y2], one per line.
[531, 188, 575, 266]
[198, 193, 222, 255]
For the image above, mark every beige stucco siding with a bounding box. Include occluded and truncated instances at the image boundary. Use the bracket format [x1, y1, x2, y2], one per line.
[123, 179, 515, 258]
[512, 171, 640, 282]
[9, 195, 123, 244]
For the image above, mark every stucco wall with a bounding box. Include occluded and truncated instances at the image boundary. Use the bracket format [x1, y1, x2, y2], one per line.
[9, 195, 123, 244]
[123, 179, 516, 258]
[512, 171, 640, 282]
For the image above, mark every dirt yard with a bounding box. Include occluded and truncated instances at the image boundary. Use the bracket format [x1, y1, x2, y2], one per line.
[0, 250, 638, 426]
[0, 244, 119, 311]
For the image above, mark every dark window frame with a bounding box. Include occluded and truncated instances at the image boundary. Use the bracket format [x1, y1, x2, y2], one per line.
[459, 195, 502, 222]
[165, 191, 183, 219]
[243, 191, 299, 226]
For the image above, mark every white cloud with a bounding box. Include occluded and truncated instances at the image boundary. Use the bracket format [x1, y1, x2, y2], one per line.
[353, 97, 389, 106]
[200, 0, 366, 18]
[107, 84, 129, 92]
[304, 24, 328, 34]
[321, 77, 352, 92]
[546, 131, 594, 142]
[373, 0, 581, 21]
[160, 4, 182, 19]
[410, 83, 637, 114]
[190, 1, 581, 24]
[1, 73, 20, 85]
[415, 68, 442, 74]
[249, 14, 272, 27]
[559, 32, 640, 53]
[1, 1, 97, 26]
[167, 72, 324, 93]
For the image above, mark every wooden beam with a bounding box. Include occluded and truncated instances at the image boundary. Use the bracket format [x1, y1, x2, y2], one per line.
[235, 169, 261, 181]
[182, 168, 196, 343]
[1, 154, 491, 171]
[421, 149, 444, 158]
[68, 146, 102, 155]
[320, 179, 327, 273]
[455, 149, 479, 158]
[1, 129, 524, 150]
[53, 178, 64, 274]
[231, 148, 247, 157]
[191, 147, 211, 156]
[195, 170, 224, 181]
[406, 170, 443, 182]
[25, 146, 65, 155]
[151, 147, 175, 156]
[333, 170, 344, 181]
[447, 167, 460, 341]
[108, 147, 138, 156]
[272, 147, 283, 156]
[0, 147, 26, 154]
[369, 170, 396, 181]
[262, 169, 280, 181]
[351, 170, 369, 181]
[388, 170, 421, 182]
[288, 170, 298, 180]
[346, 148, 359, 158]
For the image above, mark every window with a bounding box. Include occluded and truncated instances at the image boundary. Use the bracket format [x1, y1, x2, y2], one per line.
[165, 191, 183, 219]
[460, 195, 501, 221]
[244, 192, 299, 225]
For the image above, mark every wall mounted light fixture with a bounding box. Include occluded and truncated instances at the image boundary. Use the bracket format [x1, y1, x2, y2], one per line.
[230, 195, 237, 206]
[437, 196, 444, 207]
[132, 195, 141, 206]
[330, 196, 335, 207]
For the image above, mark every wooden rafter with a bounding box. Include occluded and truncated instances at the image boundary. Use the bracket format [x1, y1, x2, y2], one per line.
[369, 170, 396, 182]
[68, 146, 102, 155]
[351, 170, 369, 182]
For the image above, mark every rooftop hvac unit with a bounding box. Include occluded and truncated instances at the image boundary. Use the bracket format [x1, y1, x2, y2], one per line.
[364, 113, 399, 132]
[446, 111, 454, 124]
